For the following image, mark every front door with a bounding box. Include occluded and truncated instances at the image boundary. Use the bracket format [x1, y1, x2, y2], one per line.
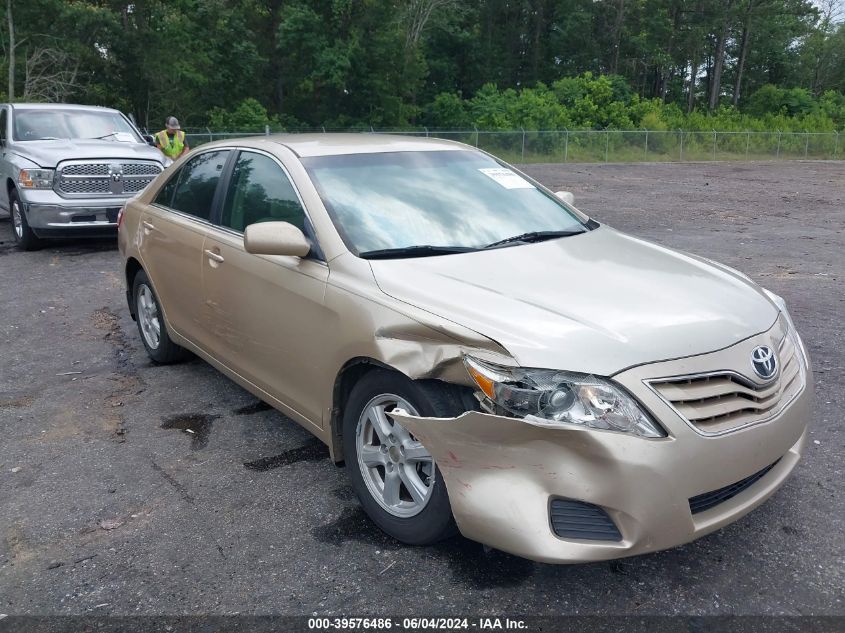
[201, 150, 330, 426]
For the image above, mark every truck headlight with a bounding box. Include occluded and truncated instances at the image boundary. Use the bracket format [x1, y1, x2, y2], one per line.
[19, 169, 54, 189]
[464, 356, 666, 438]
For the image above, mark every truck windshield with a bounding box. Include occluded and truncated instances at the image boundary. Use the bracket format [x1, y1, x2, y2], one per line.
[13, 109, 140, 142]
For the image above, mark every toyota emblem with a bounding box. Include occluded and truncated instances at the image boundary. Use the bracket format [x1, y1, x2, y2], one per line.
[751, 345, 778, 380]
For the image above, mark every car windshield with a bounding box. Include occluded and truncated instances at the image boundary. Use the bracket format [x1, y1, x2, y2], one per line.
[13, 109, 140, 142]
[302, 150, 588, 256]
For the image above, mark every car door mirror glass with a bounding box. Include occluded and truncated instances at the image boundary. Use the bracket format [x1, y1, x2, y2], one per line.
[244, 221, 311, 258]
[555, 191, 575, 205]
[143, 134, 156, 146]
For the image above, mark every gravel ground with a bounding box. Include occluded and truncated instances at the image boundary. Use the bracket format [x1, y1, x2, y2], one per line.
[0, 161, 842, 616]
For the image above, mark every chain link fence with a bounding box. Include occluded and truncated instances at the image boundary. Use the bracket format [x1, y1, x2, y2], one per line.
[179, 128, 843, 163]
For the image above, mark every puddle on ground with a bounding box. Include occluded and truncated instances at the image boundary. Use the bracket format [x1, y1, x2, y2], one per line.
[161, 413, 220, 450]
[233, 400, 273, 415]
[243, 438, 328, 471]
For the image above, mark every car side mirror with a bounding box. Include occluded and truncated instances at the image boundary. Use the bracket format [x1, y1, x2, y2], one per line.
[555, 191, 575, 205]
[244, 221, 311, 258]
[143, 134, 156, 146]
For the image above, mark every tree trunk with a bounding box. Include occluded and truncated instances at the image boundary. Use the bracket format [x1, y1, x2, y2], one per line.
[708, 2, 734, 111]
[687, 59, 698, 113]
[610, 0, 625, 74]
[732, 19, 751, 106]
[7, 0, 14, 101]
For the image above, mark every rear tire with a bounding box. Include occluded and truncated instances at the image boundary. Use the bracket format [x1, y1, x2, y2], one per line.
[342, 369, 472, 545]
[9, 190, 43, 251]
[132, 270, 190, 364]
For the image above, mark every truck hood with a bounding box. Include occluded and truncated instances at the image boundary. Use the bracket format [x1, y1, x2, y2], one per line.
[369, 226, 778, 376]
[12, 139, 164, 168]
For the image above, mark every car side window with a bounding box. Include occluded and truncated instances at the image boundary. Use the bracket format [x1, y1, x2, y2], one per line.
[0, 109, 7, 144]
[220, 152, 305, 233]
[153, 168, 181, 208]
[169, 150, 230, 221]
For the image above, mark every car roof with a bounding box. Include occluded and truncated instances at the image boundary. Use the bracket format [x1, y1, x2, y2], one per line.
[9, 103, 121, 113]
[266, 133, 469, 157]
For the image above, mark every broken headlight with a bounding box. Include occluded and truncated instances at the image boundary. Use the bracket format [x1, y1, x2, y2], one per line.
[463, 356, 665, 438]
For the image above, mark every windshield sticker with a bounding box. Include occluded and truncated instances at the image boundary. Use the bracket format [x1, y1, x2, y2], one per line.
[478, 167, 536, 189]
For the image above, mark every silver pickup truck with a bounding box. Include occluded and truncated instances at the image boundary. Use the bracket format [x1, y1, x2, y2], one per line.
[1, 103, 168, 250]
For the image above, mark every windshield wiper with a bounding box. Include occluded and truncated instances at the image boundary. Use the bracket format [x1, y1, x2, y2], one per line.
[87, 132, 120, 140]
[359, 245, 478, 260]
[484, 229, 585, 249]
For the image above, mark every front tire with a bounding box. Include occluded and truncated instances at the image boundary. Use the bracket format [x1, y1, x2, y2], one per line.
[342, 369, 472, 545]
[9, 190, 43, 251]
[132, 270, 190, 364]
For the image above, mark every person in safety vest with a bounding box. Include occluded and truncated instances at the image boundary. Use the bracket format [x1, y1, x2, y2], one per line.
[155, 116, 189, 160]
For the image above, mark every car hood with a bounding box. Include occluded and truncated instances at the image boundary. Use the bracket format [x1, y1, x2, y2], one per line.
[368, 226, 778, 376]
[13, 139, 164, 168]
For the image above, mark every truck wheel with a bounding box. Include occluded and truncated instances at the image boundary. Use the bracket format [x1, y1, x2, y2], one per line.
[9, 190, 43, 251]
[342, 370, 472, 545]
[132, 270, 190, 363]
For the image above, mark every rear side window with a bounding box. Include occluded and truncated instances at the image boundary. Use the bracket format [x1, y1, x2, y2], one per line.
[221, 151, 305, 233]
[168, 151, 230, 221]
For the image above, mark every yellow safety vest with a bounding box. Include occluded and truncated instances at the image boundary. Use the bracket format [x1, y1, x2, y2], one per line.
[156, 130, 185, 159]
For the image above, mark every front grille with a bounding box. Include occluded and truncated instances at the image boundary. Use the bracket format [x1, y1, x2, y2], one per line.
[60, 179, 110, 194]
[689, 459, 780, 514]
[62, 163, 109, 176]
[550, 499, 622, 541]
[122, 178, 152, 194]
[121, 163, 161, 177]
[648, 333, 803, 434]
[57, 161, 162, 197]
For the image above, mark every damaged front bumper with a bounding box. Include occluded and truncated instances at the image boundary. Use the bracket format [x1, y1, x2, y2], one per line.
[390, 379, 811, 564]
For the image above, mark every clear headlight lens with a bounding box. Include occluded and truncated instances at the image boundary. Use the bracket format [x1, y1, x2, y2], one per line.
[464, 356, 666, 438]
[763, 288, 809, 368]
[19, 168, 54, 189]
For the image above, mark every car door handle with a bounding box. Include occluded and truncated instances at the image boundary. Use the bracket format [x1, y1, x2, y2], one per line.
[142, 220, 156, 231]
[204, 249, 225, 263]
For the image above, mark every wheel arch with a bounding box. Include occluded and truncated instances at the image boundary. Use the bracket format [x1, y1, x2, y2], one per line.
[328, 356, 477, 464]
[124, 257, 144, 318]
[329, 357, 397, 463]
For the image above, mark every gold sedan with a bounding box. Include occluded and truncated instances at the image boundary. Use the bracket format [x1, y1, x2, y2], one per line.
[118, 135, 812, 563]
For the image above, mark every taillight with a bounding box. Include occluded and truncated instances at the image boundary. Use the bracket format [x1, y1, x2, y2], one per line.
[116, 206, 126, 229]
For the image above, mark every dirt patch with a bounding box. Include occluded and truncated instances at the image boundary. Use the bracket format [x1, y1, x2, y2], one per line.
[91, 307, 143, 442]
[0, 394, 34, 408]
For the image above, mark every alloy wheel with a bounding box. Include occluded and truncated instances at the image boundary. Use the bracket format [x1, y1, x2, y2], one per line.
[355, 394, 435, 518]
[137, 284, 161, 350]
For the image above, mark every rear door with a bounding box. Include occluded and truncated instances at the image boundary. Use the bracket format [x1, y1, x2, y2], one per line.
[139, 149, 231, 349]
[201, 149, 330, 426]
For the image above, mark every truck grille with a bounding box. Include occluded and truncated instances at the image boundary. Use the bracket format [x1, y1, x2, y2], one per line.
[57, 161, 162, 197]
[648, 333, 804, 435]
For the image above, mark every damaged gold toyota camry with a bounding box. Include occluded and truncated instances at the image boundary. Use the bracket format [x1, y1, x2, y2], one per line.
[118, 134, 812, 563]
